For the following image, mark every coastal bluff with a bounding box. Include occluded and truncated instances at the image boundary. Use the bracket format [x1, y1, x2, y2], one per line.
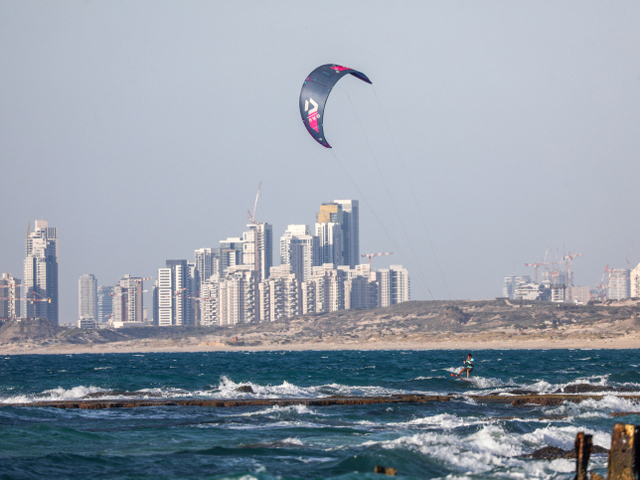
[2, 298, 640, 354]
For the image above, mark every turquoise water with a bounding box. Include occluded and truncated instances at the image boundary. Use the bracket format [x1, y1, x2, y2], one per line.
[1, 349, 639, 479]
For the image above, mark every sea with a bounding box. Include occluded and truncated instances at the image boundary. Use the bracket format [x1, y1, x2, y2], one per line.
[1, 349, 640, 479]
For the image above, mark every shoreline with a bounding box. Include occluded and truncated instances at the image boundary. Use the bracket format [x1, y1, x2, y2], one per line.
[3, 332, 640, 355]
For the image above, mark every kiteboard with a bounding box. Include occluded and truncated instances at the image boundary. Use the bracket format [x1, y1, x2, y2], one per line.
[451, 373, 472, 383]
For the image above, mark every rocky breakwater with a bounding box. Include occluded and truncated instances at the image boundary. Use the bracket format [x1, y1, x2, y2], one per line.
[9, 391, 640, 410]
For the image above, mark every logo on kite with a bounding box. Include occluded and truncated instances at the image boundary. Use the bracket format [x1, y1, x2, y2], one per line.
[304, 98, 320, 133]
[299, 64, 372, 148]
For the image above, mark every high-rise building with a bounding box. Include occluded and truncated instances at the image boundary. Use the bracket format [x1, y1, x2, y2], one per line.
[334, 200, 359, 268]
[242, 223, 273, 282]
[219, 237, 244, 278]
[301, 263, 346, 314]
[0, 273, 21, 320]
[194, 248, 216, 285]
[316, 203, 344, 266]
[377, 265, 410, 307]
[78, 274, 98, 321]
[258, 264, 301, 322]
[23, 220, 58, 324]
[218, 266, 258, 325]
[608, 269, 630, 300]
[314, 200, 360, 268]
[156, 260, 194, 327]
[97, 285, 113, 323]
[280, 224, 317, 282]
[339, 264, 379, 309]
[199, 279, 219, 326]
[111, 275, 145, 323]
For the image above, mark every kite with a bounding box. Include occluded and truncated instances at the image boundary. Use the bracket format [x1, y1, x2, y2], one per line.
[299, 64, 372, 148]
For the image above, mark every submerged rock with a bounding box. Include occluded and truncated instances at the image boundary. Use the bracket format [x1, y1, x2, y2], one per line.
[524, 444, 608, 460]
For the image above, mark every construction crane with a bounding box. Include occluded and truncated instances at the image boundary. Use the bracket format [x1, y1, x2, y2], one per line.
[591, 265, 609, 302]
[562, 252, 583, 287]
[2, 291, 51, 303]
[361, 252, 393, 266]
[247, 181, 262, 224]
[524, 262, 545, 284]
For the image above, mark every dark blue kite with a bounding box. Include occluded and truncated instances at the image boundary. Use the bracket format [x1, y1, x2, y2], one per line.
[299, 64, 372, 148]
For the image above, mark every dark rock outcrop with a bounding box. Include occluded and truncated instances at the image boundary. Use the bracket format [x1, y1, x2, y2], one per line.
[524, 444, 609, 460]
[236, 385, 255, 394]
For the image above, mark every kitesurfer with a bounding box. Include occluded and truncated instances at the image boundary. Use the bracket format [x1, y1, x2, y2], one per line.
[456, 353, 474, 378]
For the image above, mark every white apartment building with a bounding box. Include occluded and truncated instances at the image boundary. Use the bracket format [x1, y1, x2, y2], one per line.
[339, 264, 379, 310]
[280, 224, 317, 282]
[301, 264, 346, 314]
[78, 274, 98, 321]
[377, 265, 411, 307]
[199, 279, 219, 326]
[258, 264, 301, 322]
[23, 220, 58, 324]
[242, 223, 273, 282]
[608, 268, 630, 300]
[218, 267, 258, 325]
[156, 260, 194, 327]
[0, 273, 20, 320]
[111, 275, 145, 323]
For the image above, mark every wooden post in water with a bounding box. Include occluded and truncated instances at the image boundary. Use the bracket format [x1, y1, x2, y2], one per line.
[607, 423, 640, 480]
[574, 431, 592, 480]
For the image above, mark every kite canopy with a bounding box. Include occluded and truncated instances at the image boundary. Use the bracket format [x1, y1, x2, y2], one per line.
[299, 64, 372, 148]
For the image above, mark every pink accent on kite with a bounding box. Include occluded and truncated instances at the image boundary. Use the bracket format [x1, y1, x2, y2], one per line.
[308, 111, 319, 132]
[331, 65, 351, 72]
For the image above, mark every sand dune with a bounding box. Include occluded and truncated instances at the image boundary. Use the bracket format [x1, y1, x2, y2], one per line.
[2, 299, 640, 354]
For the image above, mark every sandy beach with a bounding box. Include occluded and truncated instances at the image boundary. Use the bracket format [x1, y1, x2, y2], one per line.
[4, 329, 640, 355]
[3, 299, 640, 355]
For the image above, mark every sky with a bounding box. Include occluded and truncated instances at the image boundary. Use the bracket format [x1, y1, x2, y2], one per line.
[1, 1, 639, 324]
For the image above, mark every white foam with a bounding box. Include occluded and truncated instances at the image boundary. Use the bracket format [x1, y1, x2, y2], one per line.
[212, 375, 408, 400]
[1, 385, 108, 404]
[522, 425, 611, 451]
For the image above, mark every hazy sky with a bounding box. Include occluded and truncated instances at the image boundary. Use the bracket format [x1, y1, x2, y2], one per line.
[2, 1, 639, 323]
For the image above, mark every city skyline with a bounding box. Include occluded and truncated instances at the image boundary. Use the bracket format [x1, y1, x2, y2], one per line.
[2, 196, 407, 324]
[2, 3, 639, 324]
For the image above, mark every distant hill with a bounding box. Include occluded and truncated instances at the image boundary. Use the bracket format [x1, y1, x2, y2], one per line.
[2, 299, 640, 352]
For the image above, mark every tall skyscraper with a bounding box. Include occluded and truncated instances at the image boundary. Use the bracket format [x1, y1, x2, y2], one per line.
[194, 248, 215, 284]
[334, 200, 359, 268]
[78, 274, 98, 321]
[97, 285, 113, 323]
[315, 200, 360, 267]
[242, 223, 273, 282]
[156, 260, 194, 327]
[280, 224, 317, 282]
[23, 220, 58, 324]
[219, 237, 244, 278]
[316, 203, 344, 266]
[0, 273, 21, 320]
